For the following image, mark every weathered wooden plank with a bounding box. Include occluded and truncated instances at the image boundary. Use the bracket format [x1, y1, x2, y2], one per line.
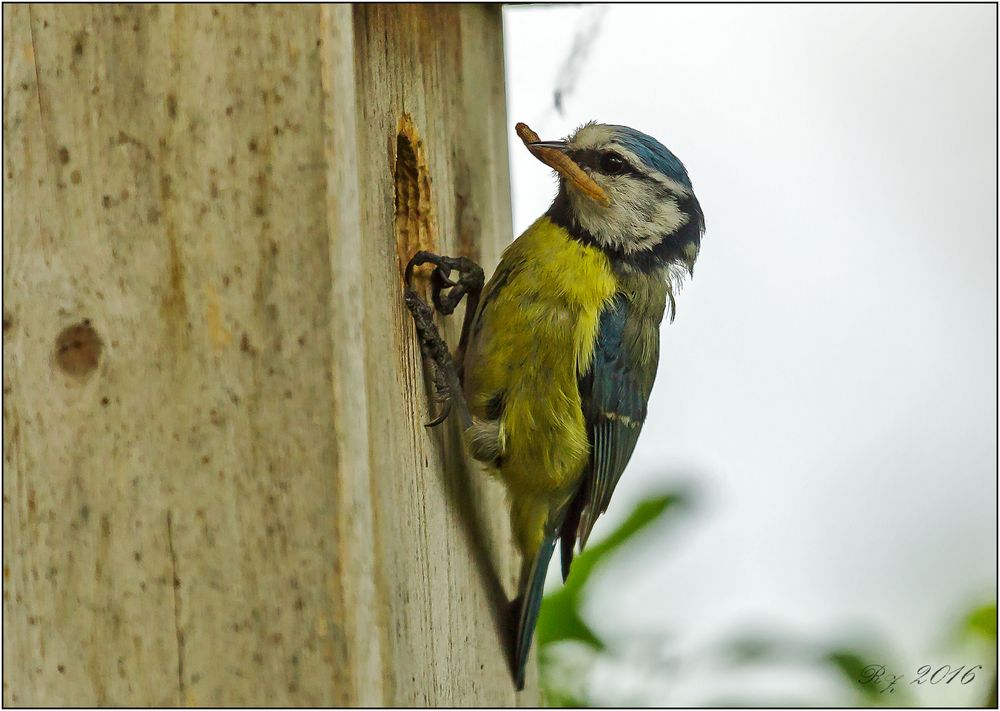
[350, 4, 521, 705]
[3, 3, 522, 706]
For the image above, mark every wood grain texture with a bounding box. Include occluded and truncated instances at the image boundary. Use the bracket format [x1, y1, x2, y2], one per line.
[3, 4, 526, 705]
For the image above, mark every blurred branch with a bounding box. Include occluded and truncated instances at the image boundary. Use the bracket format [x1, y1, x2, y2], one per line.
[551, 6, 608, 116]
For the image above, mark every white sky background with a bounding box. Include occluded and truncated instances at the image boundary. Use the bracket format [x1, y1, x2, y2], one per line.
[503, 5, 997, 706]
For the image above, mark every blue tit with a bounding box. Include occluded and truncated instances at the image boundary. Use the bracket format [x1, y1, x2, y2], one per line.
[404, 121, 704, 690]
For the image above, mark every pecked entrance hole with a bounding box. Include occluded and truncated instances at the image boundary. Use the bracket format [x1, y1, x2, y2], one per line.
[394, 114, 437, 290]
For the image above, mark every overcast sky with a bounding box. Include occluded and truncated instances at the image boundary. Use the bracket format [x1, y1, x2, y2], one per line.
[503, 5, 997, 705]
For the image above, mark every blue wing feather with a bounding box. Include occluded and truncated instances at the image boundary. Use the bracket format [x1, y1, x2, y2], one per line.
[564, 293, 656, 565]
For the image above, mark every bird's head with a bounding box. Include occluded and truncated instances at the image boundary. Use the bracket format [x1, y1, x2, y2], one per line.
[519, 121, 704, 276]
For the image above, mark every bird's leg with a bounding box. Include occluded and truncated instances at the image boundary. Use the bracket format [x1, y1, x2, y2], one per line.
[402, 289, 466, 427]
[403, 251, 484, 428]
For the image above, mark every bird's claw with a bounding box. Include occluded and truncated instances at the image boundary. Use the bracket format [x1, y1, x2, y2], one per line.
[406, 251, 484, 317]
[426, 395, 452, 428]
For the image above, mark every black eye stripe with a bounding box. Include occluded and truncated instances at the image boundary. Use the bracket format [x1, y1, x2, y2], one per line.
[570, 148, 655, 182]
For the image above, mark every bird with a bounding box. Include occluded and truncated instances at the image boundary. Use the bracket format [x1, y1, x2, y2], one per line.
[403, 120, 704, 690]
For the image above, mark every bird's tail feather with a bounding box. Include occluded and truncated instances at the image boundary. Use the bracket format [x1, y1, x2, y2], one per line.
[512, 529, 559, 691]
[560, 491, 585, 581]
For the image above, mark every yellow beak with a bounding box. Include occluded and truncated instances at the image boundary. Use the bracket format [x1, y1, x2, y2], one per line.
[515, 122, 610, 207]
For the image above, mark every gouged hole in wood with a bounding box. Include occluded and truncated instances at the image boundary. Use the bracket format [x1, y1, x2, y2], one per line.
[394, 114, 437, 292]
[55, 319, 102, 378]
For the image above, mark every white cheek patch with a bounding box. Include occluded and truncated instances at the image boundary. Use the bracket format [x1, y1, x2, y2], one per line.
[634, 200, 689, 250]
[568, 178, 689, 254]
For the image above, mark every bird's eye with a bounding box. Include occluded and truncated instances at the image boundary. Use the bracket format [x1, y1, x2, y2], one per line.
[599, 152, 626, 174]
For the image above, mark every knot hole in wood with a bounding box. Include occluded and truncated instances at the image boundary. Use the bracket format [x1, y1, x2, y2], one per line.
[54, 319, 102, 378]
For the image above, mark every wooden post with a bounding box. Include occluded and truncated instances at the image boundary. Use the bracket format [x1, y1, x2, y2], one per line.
[3, 4, 525, 705]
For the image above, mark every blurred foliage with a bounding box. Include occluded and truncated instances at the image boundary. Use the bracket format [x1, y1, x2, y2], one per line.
[536, 493, 683, 651]
[962, 602, 997, 643]
[535, 490, 996, 708]
[826, 648, 903, 706]
[538, 492, 685, 706]
[537, 493, 684, 707]
[958, 601, 997, 708]
[718, 630, 913, 707]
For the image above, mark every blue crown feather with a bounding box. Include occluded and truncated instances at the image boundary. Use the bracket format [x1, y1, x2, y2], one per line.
[610, 125, 692, 188]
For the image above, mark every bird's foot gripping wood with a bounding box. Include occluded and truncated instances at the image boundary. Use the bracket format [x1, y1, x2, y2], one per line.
[403, 251, 484, 428]
[406, 252, 484, 319]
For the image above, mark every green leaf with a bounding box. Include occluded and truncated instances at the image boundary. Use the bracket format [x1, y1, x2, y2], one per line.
[823, 645, 914, 707]
[567, 494, 682, 593]
[541, 686, 590, 708]
[537, 492, 684, 649]
[963, 602, 997, 643]
[536, 584, 604, 649]
[826, 649, 882, 702]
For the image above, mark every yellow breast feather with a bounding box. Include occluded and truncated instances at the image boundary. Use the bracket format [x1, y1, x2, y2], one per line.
[463, 217, 616, 549]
